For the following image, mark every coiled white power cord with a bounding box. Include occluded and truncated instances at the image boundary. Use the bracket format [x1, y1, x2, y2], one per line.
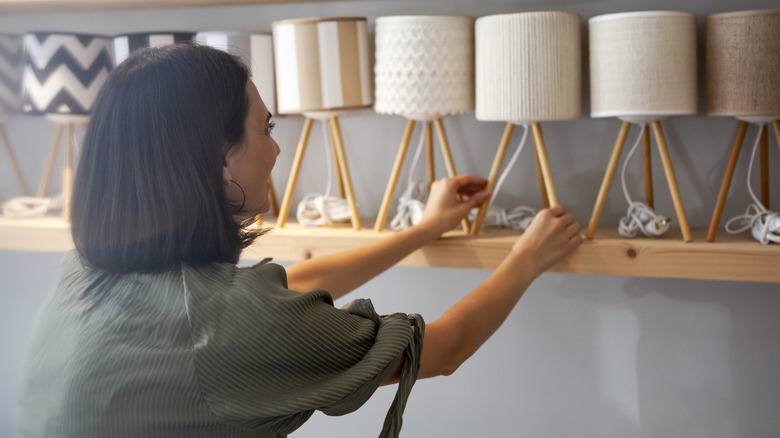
[2, 194, 63, 218]
[389, 129, 428, 231]
[725, 124, 780, 245]
[617, 124, 671, 238]
[296, 123, 351, 226]
[468, 124, 538, 231]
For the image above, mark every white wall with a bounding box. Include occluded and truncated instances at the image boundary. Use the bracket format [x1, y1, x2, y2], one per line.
[1, 0, 779, 437]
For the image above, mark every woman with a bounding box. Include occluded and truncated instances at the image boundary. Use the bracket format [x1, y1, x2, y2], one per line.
[17, 44, 581, 437]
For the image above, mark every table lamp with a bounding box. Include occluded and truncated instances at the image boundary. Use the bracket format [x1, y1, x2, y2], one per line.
[472, 11, 581, 235]
[373, 15, 474, 232]
[113, 32, 195, 65]
[585, 11, 696, 242]
[196, 31, 279, 217]
[0, 33, 29, 196]
[273, 17, 371, 230]
[704, 10, 780, 243]
[22, 32, 113, 219]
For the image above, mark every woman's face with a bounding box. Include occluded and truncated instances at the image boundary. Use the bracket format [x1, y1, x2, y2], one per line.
[224, 81, 280, 217]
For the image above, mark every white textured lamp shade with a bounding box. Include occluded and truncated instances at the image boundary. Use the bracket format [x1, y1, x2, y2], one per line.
[0, 34, 23, 115]
[589, 11, 697, 121]
[113, 32, 196, 66]
[196, 31, 277, 114]
[273, 17, 372, 115]
[374, 15, 474, 120]
[22, 32, 113, 116]
[706, 10, 780, 118]
[475, 11, 581, 124]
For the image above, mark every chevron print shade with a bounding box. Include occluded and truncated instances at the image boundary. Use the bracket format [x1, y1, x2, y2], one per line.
[475, 11, 581, 124]
[196, 31, 277, 114]
[273, 17, 372, 114]
[0, 34, 23, 115]
[589, 11, 697, 119]
[374, 15, 474, 120]
[114, 32, 196, 66]
[706, 10, 780, 117]
[22, 32, 113, 116]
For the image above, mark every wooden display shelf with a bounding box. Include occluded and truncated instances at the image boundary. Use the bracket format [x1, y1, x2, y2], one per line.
[0, 0, 337, 14]
[1, 216, 778, 283]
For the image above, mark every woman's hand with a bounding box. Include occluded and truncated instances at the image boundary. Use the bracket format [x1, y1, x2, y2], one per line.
[510, 205, 582, 276]
[419, 175, 490, 236]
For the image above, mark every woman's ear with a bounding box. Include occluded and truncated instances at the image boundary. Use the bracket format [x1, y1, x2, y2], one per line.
[222, 164, 233, 187]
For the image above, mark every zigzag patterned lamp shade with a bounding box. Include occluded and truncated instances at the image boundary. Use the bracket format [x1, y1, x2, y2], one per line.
[114, 32, 196, 66]
[374, 15, 474, 120]
[22, 32, 113, 117]
[589, 11, 697, 121]
[272, 17, 372, 114]
[0, 34, 23, 115]
[196, 31, 276, 114]
[475, 11, 581, 124]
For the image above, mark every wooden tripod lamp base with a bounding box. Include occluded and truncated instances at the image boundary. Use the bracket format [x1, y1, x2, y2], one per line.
[276, 114, 361, 230]
[374, 118, 469, 233]
[706, 119, 780, 242]
[37, 116, 89, 221]
[470, 122, 559, 235]
[586, 120, 692, 242]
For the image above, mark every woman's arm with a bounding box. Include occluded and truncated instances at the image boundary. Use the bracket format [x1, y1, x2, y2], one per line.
[382, 205, 581, 384]
[284, 175, 490, 299]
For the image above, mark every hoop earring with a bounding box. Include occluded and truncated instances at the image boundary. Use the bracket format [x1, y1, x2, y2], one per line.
[230, 179, 246, 213]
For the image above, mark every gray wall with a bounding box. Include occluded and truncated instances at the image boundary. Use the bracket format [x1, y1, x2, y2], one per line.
[1, 0, 779, 437]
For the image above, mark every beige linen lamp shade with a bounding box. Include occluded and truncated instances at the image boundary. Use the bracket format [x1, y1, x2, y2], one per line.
[589, 11, 697, 122]
[372, 15, 475, 232]
[706, 10, 780, 120]
[272, 17, 372, 115]
[475, 11, 581, 124]
[374, 15, 474, 120]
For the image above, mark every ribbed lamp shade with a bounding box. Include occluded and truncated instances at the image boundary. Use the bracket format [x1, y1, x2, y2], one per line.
[273, 17, 372, 115]
[113, 32, 196, 65]
[0, 34, 23, 115]
[374, 15, 474, 120]
[475, 11, 581, 124]
[589, 11, 697, 121]
[196, 31, 277, 114]
[22, 32, 113, 116]
[706, 10, 780, 118]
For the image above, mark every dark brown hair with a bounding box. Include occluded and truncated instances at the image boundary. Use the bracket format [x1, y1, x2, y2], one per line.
[71, 43, 262, 273]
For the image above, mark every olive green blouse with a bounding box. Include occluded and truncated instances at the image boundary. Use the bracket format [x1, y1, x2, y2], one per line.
[17, 251, 424, 437]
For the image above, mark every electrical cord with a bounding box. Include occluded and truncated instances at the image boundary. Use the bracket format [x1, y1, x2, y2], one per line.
[617, 124, 671, 238]
[2, 194, 63, 218]
[724, 124, 780, 245]
[296, 123, 351, 226]
[390, 128, 428, 231]
[468, 124, 538, 232]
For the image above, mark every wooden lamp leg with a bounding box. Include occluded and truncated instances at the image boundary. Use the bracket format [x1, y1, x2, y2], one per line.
[531, 123, 558, 207]
[62, 123, 74, 220]
[533, 130, 550, 209]
[425, 122, 435, 187]
[37, 124, 64, 198]
[760, 124, 769, 209]
[651, 121, 692, 242]
[277, 117, 314, 227]
[587, 121, 631, 239]
[328, 116, 361, 230]
[706, 121, 748, 242]
[642, 126, 654, 209]
[433, 118, 470, 233]
[0, 122, 30, 196]
[471, 123, 514, 235]
[375, 119, 416, 232]
[328, 122, 346, 199]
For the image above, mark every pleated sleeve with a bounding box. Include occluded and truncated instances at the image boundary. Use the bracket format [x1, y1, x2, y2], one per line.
[181, 261, 424, 437]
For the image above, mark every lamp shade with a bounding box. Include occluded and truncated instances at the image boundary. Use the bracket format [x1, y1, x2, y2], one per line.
[374, 15, 474, 120]
[113, 32, 196, 66]
[272, 17, 372, 115]
[706, 10, 780, 118]
[22, 32, 113, 117]
[0, 34, 23, 115]
[475, 11, 581, 124]
[196, 31, 277, 114]
[589, 11, 697, 121]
